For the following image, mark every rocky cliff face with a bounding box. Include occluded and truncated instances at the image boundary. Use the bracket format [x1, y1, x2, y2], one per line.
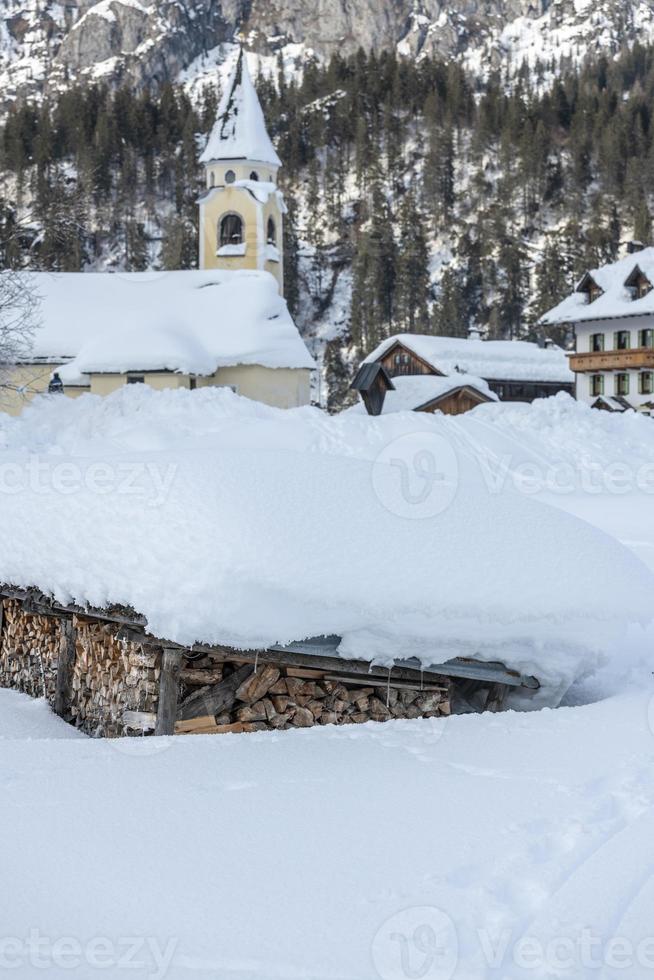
[2, 0, 654, 106]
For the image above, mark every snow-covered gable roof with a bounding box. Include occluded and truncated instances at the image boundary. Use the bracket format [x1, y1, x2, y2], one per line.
[199, 49, 281, 168]
[377, 374, 497, 414]
[21, 270, 315, 376]
[540, 247, 654, 325]
[364, 334, 573, 384]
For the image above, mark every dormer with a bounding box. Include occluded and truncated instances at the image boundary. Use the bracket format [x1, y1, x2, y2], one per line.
[577, 272, 603, 305]
[624, 264, 652, 301]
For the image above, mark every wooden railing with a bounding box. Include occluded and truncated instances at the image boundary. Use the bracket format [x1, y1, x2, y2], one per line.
[568, 348, 654, 372]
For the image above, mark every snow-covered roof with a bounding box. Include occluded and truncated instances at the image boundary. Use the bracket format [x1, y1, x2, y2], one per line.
[19, 270, 315, 376]
[592, 396, 633, 413]
[0, 386, 652, 707]
[540, 247, 654, 325]
[375, 374, 497, 413]
[199, 49, 281, 168]
[364, 334, 574, 384]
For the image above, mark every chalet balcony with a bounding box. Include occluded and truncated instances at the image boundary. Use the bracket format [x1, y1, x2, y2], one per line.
[568, 348, 654, 372]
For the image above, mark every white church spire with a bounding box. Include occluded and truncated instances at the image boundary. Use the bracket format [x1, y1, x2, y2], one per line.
[199, 48, 281, 168]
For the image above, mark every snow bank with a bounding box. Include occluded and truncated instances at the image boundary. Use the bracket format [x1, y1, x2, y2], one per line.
[0, 387, 652, 707]
[20, 270, 315, 375]
[363, 332, 574, 383]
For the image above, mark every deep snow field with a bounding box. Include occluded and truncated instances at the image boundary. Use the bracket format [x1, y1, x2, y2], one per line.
[1, 387, 654, 979]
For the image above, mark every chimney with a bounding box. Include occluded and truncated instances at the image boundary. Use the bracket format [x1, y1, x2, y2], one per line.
[543, 337, 556, 349]
[468, 325, 483, 341]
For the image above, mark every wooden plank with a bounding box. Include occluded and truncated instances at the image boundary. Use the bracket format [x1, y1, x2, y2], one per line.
[323, 674, 449, 693]
[174, 715, 216, 733]
[155, 648, 184, 735]
[54, 617, 76, 719]
[177, 663, 254, 722]
[182, 721, 244, 735]
[285, 667, 327, 679]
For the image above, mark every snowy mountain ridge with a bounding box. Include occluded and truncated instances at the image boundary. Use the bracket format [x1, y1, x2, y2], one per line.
[3, 0, 654, 107]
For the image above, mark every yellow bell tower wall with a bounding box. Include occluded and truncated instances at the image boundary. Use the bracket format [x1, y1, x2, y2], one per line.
[199, 173, 284, 294]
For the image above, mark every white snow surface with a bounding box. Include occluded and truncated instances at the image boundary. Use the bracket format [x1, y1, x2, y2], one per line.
[199, 50, 281, 167]
[0, 387, 652, 706]
[3, 682, 654, 979]
[18, 270, 315, 374]
[363, 333, 574, 383]
[541, 245, 654, 324]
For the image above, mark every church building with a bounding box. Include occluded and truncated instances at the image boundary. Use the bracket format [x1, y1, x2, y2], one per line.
[2, 50, 315, 416]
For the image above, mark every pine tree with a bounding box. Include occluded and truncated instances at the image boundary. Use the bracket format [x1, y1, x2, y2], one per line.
[432, 268, 467, 337]
[395, 190, 430, 332]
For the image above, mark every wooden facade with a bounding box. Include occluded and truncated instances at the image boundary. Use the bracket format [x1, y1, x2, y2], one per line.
[379, 342, 440, 379]
[416, 385, 494, 416]
[374, 341, 574, 403]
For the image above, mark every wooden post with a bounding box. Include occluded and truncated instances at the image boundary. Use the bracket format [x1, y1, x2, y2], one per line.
[54, 617, 76, 718]
[155, 648, 184, 735]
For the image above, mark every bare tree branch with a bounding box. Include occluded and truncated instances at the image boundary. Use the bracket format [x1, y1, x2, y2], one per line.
[0, 270, 40, 396]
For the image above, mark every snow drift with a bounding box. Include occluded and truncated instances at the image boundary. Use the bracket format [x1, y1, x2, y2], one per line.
[0, 386, 652, 707]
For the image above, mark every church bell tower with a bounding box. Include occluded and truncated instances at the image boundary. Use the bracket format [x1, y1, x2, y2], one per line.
[198, 49, 285, 294]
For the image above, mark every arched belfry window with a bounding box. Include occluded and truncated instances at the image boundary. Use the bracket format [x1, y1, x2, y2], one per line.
[220, 213, 243, 247]
[250, 170, 259, 181]
[267, 217, 276, 245]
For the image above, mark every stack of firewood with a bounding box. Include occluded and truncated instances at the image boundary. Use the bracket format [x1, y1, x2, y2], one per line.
[0, 600, 61, 701]
[175, 661, 451, 735]
[71, 619, 159, 736]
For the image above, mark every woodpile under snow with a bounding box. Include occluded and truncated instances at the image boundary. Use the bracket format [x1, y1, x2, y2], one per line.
[0, 598, 451, 737]
[174, 661, 451, 735]
[0, 600, 158, 737]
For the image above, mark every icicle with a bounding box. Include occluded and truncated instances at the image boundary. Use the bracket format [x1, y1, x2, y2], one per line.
[420, 666, 424, 691]
[254, 651, 259, 674]
[386, 667, 392, 708]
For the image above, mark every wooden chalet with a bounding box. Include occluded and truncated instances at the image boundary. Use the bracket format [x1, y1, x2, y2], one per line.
[357, 333, 574, 408]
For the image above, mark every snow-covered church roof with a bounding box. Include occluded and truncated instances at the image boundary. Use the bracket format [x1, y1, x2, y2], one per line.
[199, 49, 281, 168]
[21, 270, 315, 377]
[540, 247, 654, 325]
[364, 334, 573, 384]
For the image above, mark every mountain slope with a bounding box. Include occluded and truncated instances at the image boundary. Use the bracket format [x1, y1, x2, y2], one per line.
[3, 0, 654, 107]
